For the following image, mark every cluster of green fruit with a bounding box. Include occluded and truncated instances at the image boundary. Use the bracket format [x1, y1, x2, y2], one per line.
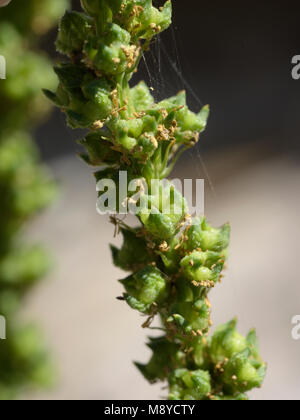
[0, 0, 69, 400]
[139, 319, 266, 400]
[48, 0, 266, 399]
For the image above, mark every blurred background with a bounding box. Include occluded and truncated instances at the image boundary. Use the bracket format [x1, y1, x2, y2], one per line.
[1, 0, 300, 400]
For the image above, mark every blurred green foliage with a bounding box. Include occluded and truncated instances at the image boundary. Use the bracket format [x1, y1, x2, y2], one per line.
[0, 0, 69, 399]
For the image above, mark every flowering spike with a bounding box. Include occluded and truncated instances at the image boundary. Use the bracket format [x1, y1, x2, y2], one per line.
[49, 0, 266, 399]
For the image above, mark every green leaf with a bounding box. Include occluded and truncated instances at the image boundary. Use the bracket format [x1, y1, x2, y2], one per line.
[120, 266, 169, 314]
[110, 228, 153, 271]
[56, 11, 92, 56]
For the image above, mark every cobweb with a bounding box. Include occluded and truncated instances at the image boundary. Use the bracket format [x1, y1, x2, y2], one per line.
[131, 21, 216, 197]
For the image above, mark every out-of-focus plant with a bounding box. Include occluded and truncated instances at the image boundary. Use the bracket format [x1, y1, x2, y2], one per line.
[0, 0, 69, 400]
[48, 0, 266, 400]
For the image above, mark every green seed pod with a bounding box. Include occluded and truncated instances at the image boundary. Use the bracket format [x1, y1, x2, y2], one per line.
[140, 212, 181, 241]
[78, 132, 121, 166]
[120, 266, 169, 314]
[169, 369, 211, 400]
[135, 336, 184, 382]
[110, 228, 154, 272]
[51, 63, 108, 128]
[130, 81, 154, 111]
[56, 11, 92, 56]
[156, 90, 187, 110]
[190, 336, 211, 370]
[54, 63, 86, 90]
[131, 0, 172, 41]
[174, 276, 197, 303]
[167, 299, 211, 336]
[175, 107, 206, 133]
[82, 77, 113, 120]
[222, 349, 267, 393]
[113, 118, 144, 142]
[183, 217, 231, 253]
[210, 319, 248, 363]
[180, 250, 224, 287]
[83, 23, 131, 76]
[246, 329, 263, 362]
[94, 166, 141, 213]
[65, 109, 95, 129]
[139, 182, 188, 240]
[158, 238, 181, 274]
[43, 87, 66, 107]
[132, 132, 158, 161]
[141, 115, 158, 133]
